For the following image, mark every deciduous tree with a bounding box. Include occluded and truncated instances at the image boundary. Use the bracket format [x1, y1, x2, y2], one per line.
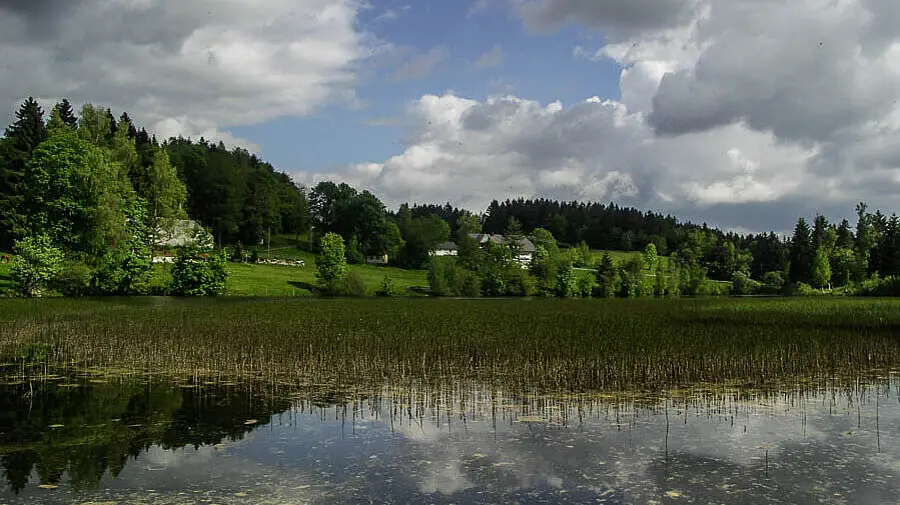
[316, 232, 349, 295]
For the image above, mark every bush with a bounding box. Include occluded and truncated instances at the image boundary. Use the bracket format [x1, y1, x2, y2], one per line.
[10, 234, 64, 297]
[760, 271, 786, 295]
[731, 272, 761, 295]
[52, 260, 93, 297]
[857, 276, 900, 297]
[231, 242, 245, 262]
[577, 274, 595, 298]
[376, 275, 397, 297]
[343, 270, 367, 297]
[169, 248, 228, 296]
[697, 280, 731, 296]
[790, 282, 821, 297]
[249, 247, 260, 263]
[453, 268, 481, 297]
[91, 245, 153, 296]
[427, 257, 453, 297]
[504, 267, 535, 297]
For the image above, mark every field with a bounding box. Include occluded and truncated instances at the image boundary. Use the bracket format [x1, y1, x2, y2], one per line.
[151, 255, 429, 296]
[2, 297, 899, 392]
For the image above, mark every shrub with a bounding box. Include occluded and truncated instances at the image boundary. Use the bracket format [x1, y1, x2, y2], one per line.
[427, 257, 453, 297]
[699, 280, 732, 296]
[504, 267, 536, 297]
[791, 282, 820, 297]
[376, 275, 397, 297]
[760, 271, 785, 295]
[343, 270, 368, 297]
[857, 276, 900, 297]
[10, 234, 64, 297]
[249, 247, 260, 264]
[169, 248, 228, 296]
[231, 242, 245, 262]
[577, 273, 595, 298]
[732, 272, 761, 295]
[453, 268, 481, 297]
[52, 260, 93, 297]
[91, 243, 153, 296]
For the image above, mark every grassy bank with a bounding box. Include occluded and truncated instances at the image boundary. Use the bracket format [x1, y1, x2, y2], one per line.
[1, 297, 899, 392]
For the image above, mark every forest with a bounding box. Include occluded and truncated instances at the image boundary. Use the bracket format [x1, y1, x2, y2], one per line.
[1, 97, 899, 298]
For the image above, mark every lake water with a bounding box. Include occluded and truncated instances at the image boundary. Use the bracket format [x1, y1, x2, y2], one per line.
[1, 371, 899, 504]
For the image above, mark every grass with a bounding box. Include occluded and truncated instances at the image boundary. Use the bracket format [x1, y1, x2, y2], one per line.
[1, 297, 899, 393]
[149, 244, 429, 296]
[0, 260, 10, 293]
[223, 262, 428, 296]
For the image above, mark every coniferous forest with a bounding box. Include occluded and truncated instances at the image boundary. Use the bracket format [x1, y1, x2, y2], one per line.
[2, 97, 899, 298]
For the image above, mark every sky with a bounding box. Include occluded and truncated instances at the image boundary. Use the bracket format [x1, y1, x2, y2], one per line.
[2, 0, 900, 234]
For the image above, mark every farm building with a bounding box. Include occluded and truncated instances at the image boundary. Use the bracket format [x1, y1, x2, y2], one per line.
[432, 242, 459, 256]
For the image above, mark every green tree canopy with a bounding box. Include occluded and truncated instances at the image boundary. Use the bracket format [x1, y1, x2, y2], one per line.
[24, 133, 133, 262]
[316, 232, 349, 295]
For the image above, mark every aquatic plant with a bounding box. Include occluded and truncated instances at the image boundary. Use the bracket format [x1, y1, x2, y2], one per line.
[1, 297, 899, 392]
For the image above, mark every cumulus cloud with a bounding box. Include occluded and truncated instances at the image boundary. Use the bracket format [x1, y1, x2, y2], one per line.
[306, 0, 900, 233]
[0, 0, 373, 148]
[302, 93, 819, 232]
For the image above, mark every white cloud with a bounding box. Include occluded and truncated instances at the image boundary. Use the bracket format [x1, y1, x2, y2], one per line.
[304, 0, 900, 233]
[0, 0, 374, 149]
[303, 93, 819, 232]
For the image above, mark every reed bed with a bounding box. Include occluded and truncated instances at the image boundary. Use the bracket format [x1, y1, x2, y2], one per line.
[1, 297, 900, 393]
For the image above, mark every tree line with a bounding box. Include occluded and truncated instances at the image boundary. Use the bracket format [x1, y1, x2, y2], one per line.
[4, 97, 900, 298]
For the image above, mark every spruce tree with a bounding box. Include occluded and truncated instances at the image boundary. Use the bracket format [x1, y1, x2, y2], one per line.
[0, 97, 47, 249]
[57, 99, 78, 127]
[788, 217, 814, 285]
[835, 219, 854, 250]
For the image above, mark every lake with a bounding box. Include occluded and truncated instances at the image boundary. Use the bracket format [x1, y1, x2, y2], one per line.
[2, 370, 899, 504]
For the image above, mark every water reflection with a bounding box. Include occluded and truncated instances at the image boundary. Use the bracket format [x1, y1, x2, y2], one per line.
[1, 372, 899, 504]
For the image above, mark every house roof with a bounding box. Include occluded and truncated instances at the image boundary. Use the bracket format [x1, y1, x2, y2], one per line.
[467, 233, 535, 253]
[435, 241, 458, 250]
[154, 219, 213, 248]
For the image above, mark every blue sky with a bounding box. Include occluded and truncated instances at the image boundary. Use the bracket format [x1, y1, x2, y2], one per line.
[231, 0, 622, 173]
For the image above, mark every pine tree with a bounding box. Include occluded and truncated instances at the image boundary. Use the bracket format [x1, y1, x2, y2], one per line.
[47, 99, 78, 135]
[789, 217, 814, 285]
[0, 98, 47, 249]
[835, 219, 854, 250]
[57, 99, 78, 127]
[812, 214, 829, 250]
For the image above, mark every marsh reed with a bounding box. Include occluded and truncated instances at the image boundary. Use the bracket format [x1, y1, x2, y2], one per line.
[1, 297, 899, 393]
